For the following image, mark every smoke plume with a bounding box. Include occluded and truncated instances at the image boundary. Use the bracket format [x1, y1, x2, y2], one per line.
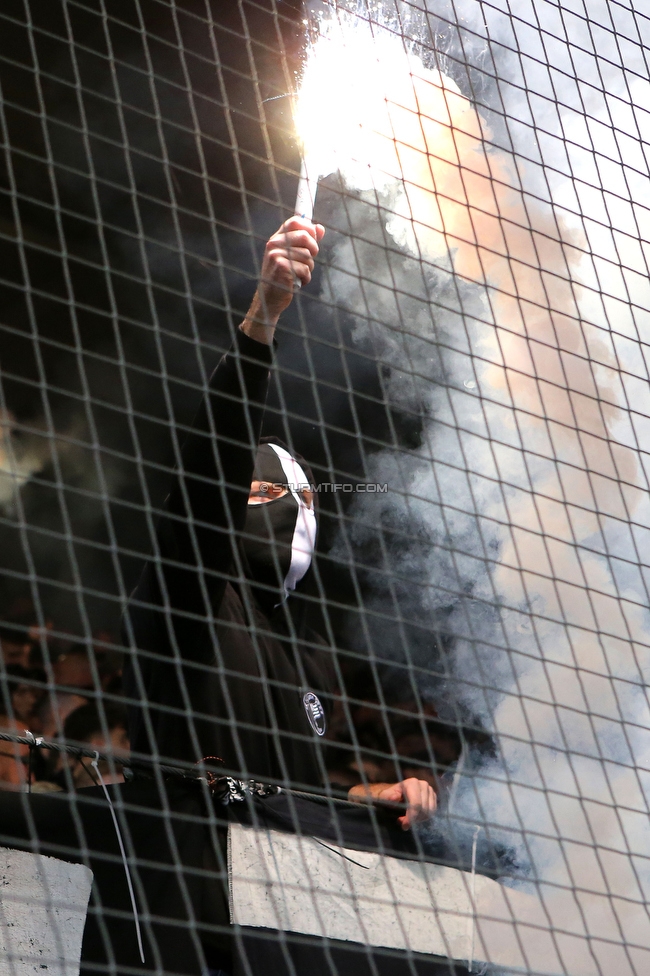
[0, 411, 48, 511]
[304, 2, 650, 972]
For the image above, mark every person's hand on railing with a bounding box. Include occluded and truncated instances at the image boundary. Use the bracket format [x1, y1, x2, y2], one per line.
[348, 776, 437, 830]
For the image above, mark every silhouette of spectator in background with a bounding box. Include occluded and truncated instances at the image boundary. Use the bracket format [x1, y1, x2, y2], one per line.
[3, 664, 45, 727]
[0, 604, 39, 669]
[57, 702, 129, 790]
[0, 664, 36, 790]
[0, 624, 33, 668]
[36, 644, 95, 738]
[0, 597, 127, 790]
[36, 641, 124, 737]
[0, 733, 27, 789]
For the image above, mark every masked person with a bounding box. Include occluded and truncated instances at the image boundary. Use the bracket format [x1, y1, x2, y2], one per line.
[123, 217, 436, 814]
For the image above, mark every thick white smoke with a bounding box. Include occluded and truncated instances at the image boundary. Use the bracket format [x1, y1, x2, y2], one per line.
[303, 2, 650, 973]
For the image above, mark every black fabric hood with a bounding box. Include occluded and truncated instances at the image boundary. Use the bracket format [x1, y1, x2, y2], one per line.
[256, 437, 318, 505]
[240, 438, 318, 611]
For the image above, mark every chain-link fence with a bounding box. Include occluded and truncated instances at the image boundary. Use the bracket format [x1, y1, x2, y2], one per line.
[0, 2, 649, 975]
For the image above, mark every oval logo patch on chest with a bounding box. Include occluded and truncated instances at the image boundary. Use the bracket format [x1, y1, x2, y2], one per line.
[303, 692, 326, 736]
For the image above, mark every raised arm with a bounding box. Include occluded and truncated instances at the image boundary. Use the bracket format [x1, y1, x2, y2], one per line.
[127, 218, 324, 639]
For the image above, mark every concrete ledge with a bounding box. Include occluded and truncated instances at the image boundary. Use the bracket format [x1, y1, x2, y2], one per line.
[0, 848, 92, 976]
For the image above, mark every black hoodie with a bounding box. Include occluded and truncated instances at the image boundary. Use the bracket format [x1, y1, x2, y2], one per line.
[123, 328, 334, 789]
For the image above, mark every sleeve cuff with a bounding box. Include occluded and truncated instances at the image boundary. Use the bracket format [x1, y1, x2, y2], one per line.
[233, 325, 275, 364]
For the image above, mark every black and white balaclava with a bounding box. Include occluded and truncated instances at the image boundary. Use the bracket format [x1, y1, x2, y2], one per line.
[242, 442, 317, 602]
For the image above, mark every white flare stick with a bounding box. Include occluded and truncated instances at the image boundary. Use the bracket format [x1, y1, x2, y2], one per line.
[295, 155, 316, 220]
[293, 155, 318, 290]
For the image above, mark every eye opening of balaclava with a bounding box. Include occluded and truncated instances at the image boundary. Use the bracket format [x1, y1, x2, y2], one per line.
[241, 441, 317, 605]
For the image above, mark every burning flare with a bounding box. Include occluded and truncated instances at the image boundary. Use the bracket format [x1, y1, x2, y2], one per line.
[294, 20, 432, 192]
[296, 9, 639, 584]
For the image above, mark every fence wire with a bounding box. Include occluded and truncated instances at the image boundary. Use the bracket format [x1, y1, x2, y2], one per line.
[0, 1, 649, 975]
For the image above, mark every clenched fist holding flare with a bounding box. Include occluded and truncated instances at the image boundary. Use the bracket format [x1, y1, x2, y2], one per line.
[240, 216, 325, 346]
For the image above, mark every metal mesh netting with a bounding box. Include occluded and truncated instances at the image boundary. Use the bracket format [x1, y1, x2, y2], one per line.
[0, 1, 649, 975]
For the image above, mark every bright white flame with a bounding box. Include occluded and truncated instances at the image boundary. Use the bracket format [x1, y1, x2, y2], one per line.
[294, 14, 495, 267]
[295, 15, 469, 201]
